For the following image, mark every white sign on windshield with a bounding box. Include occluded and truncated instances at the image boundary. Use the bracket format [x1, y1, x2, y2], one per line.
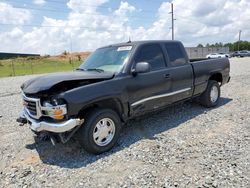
[117, 46, 132, 51]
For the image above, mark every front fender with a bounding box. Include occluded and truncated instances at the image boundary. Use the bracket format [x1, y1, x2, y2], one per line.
[59, 78, 128, 117]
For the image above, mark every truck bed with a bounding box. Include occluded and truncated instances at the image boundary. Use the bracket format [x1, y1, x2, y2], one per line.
[190, 58, 230, 96]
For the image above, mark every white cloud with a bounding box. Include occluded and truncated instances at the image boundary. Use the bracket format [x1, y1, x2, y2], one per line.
[0, 27, 24, 52]
[33, 0, 46, 6]
[114, 1, 136, 16]
[67, 0, 109, 12]
[0, 2, 31, 24]
[154, 0, 250, 46]
[0, 0, 250, 54]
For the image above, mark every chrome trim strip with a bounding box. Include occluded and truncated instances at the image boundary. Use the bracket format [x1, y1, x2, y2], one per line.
[131, 87, 191, 107]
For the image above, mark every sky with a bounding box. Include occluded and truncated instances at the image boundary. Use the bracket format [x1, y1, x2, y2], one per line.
[0, 0, 249, 55]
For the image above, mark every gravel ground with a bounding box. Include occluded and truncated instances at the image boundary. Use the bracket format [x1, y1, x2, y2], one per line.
[0, 57, 249, 187]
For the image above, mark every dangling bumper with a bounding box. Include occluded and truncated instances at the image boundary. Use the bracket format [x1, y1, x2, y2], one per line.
[17, 108, 83, 133]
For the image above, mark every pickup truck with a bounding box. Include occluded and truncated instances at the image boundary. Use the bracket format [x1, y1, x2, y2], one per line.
[17, 40, 230, 154]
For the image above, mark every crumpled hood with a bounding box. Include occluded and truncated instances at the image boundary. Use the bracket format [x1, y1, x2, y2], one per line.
[21, 71, 114, 94]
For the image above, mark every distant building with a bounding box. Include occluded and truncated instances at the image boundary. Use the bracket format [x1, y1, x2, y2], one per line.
[0, 52, 40, 60]
[185, 47, 229, 59]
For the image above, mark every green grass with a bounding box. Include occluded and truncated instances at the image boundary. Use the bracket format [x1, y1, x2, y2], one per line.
[0, 57, 83, 77]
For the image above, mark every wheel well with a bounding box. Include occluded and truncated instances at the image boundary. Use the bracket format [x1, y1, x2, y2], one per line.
[77, 98, 124, 121]
[209, 73, 222, 84]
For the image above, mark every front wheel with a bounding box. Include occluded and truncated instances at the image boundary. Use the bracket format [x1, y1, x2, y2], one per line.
[76, 108, 122, 154]
[199, 80, 220, 107]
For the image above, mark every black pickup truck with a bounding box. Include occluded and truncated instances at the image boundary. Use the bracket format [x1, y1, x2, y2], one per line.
[17, 40, 230, 154]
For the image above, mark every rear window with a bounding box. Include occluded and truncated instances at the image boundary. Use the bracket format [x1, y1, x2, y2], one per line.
[164, 43, 186, 66]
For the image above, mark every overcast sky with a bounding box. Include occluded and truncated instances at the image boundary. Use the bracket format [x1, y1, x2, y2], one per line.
[0, 0, 249, 54]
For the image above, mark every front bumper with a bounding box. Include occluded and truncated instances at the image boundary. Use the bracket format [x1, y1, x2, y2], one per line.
[18, 108, 83, 133]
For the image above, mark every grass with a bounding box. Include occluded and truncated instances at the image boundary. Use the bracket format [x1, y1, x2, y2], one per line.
[0, 57, 83, 77]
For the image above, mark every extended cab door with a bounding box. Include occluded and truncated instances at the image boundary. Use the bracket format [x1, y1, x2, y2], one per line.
[163, 42, 193, 102]
[128, 43, 172, 115]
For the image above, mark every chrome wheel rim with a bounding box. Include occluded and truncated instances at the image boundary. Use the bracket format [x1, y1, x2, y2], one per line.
[210, 85, 219, 103]
[93, 118, 115, 146]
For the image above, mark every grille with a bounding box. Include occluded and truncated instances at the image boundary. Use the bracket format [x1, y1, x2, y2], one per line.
[24, 99, 37, 116]
[23, 93, 41, 119]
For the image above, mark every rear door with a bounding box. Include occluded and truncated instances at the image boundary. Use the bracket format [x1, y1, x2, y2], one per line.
[163, 42, 193, 102]
[129, 43, 172, 115]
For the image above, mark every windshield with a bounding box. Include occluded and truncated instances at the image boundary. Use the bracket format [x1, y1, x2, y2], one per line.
[79, 46, 132, 73]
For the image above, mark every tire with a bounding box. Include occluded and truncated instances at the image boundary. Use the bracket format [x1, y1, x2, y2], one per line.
[199, 80, 220, 107]
[76, 108, 122, 154]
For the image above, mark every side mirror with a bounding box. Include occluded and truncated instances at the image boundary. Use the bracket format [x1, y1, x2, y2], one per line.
[132, 62, 150, 76]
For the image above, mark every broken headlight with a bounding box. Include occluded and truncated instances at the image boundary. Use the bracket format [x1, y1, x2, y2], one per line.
[41, 99, 67, 120]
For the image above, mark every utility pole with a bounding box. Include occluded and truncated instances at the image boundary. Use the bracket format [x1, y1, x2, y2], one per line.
[70, 33, 74, 69]
[170, 3, 175, 40]
[238, 30, 242, 51]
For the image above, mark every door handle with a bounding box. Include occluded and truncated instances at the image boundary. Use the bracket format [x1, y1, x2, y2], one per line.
[165, 74, 170, 78]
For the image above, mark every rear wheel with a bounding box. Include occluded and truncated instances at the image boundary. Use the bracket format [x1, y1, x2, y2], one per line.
[77, 108, 122, 154]
[199, 80, 220, 107]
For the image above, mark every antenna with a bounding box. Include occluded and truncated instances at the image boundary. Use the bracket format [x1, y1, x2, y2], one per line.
[127, 36, 131, 43]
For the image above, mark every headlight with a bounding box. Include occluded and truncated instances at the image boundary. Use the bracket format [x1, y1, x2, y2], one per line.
[42, 100, 67, 120]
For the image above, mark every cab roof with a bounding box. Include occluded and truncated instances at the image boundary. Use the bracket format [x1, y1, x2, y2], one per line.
[99, 40, 182, 49]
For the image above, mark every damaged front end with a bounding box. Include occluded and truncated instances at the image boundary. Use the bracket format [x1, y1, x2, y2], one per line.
[17, 71, 114, 144]
[17, 92, 84, 144]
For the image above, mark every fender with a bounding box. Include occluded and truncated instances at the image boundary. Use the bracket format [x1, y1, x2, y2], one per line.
[59, 77, 130, 119]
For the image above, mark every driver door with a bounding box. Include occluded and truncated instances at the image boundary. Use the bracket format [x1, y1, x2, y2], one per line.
[127, 43, 172, 115]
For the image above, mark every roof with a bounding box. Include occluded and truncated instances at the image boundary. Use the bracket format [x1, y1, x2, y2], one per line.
[99, 40, 182, 49]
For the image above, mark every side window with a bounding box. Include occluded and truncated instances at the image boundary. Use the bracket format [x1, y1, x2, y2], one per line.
[135, 44, 166, 71]
[165, 43, 187, 66]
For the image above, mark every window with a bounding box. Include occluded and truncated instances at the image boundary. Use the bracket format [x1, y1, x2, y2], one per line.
[165, 43, 186, 66]
[135, 44, 166, 71]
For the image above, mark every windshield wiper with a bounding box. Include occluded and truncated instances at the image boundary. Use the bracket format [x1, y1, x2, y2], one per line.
[75, 68, 86, 71]
[75, 68, 104, 72]
[86, 68, 104, 73]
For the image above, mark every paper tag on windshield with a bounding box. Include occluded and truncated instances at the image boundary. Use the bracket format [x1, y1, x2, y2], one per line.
[117, 46, 132, 51]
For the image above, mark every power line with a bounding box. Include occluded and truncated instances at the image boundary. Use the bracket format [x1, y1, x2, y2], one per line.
[7, 5, 157, 21]
[8, 0, 114, 9]
[8, 0, 159, 14]
[0, 22, 156, 31]
[0, 1, 176, 32]
[0, 23, 122, 30]
[175, 15, 204, 25]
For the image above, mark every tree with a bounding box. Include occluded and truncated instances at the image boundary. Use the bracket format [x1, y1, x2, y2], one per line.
[197, 41, 250, 51]
[197, 44, 204, 47]
[62, 50, 68, 55]
[77, 55, 81, 61]
[218, 42, 223, 47]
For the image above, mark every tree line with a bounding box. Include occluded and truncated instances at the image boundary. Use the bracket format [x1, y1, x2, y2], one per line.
[197, 41, 250, 51]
